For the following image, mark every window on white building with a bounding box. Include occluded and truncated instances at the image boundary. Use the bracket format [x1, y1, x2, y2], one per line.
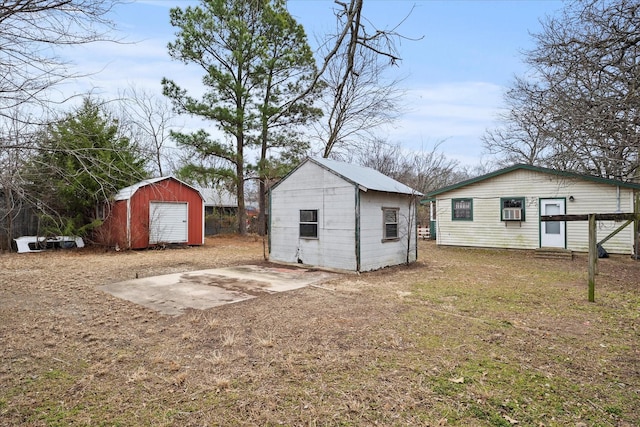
[383, 207, 399, 240]
[299, 209, 318, 238]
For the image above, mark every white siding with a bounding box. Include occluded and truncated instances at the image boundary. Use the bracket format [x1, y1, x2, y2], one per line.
[270, 161, 357, 270]
[434, 169, 636, 254]
[359, 192, 418, 271]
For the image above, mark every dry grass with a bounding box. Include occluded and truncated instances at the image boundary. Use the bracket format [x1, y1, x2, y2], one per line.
[1, 235, 639, 426]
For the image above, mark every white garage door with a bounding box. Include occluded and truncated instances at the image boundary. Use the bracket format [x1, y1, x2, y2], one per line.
[149, 202, 188, 244]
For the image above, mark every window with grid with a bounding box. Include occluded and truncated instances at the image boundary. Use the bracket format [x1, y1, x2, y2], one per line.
[383, 208, 399, 240]
[452, 198, 473, 221]
[299, 209, 318, 238]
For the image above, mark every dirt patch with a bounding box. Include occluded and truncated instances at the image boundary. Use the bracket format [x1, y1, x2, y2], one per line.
[182, 274, 271, 294]
[1, 236, 639, 426]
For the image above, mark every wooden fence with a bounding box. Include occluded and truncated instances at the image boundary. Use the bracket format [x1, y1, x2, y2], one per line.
[418, 226, 430, 240]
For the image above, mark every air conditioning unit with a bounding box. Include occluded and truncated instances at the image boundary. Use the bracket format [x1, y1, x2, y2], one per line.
[503, 207, 522, 221]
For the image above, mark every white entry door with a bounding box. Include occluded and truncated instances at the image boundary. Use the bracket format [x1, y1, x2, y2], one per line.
[149, 202, 188, 244]
[540, 199, 565, 248]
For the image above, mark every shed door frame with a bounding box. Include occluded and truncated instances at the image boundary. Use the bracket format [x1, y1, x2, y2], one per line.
[540, 198, 566, 248]
[149, 201, 188, 244]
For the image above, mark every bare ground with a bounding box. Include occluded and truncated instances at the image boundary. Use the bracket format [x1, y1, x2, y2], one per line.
[1, 236, 639, 426]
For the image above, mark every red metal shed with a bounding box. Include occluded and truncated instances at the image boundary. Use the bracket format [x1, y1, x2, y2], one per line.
[99, 177, 204, 249]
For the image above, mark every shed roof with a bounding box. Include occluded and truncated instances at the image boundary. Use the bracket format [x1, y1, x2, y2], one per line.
[300, 157, 422, 196]
[197, 187, 238, 207]
[114, 176, 203, 201]
[422, 164, 640, 201]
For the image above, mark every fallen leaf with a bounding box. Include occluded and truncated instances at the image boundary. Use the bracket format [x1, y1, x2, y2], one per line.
[503, 414, 518, 424]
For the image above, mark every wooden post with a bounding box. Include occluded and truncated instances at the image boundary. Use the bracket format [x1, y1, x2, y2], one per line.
[598, 219, 633, 246]
[588, 214, 597, 302]
[540, 211, 637, 302]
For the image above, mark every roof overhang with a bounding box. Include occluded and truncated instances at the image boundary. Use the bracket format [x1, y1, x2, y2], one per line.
[422, 164, 640, 202]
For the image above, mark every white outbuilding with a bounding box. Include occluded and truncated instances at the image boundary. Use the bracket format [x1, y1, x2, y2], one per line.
[268, 157, 423, 272]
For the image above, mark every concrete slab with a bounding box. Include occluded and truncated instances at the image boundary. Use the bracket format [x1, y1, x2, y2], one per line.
[99, 264, 337, 316]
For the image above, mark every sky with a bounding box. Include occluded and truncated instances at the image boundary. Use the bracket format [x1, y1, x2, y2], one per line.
[64, 0, 565, 167]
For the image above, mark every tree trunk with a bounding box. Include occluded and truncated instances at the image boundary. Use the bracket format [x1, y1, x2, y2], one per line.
[236, 146, 247, 236]
[257, 179, 267, 236]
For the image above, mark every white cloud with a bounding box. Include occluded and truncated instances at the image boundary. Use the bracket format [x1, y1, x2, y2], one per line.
[383, 81, 506, 164]
[59, 36, 203, 100]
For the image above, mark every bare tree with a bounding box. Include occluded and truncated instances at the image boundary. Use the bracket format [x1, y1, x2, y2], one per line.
[482, 79, 558, 168]
[313, 0, 414, 158]
[485, 0, 640, 181]
[313, 43, 403, 158]
[281, 0, 415, 158]
[117, 85, 181, 177]
[358, 140, 461, 194]
[357, 138, 408, 177]
[0, 0, 118, 121]
[0, 110, 39, 250]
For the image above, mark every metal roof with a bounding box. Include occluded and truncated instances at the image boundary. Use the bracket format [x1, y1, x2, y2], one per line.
[114, 176, 203, 201]
[422, 164, 640, 201]
[196, 187, 238, 207]
[309, 157, 422, 196]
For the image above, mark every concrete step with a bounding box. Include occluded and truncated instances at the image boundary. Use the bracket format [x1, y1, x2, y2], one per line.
[535, 247, 573, 259]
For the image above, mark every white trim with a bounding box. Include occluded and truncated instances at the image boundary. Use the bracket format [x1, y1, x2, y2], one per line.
[126, 199, 132, 248]
[540, 198, 565, 248]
